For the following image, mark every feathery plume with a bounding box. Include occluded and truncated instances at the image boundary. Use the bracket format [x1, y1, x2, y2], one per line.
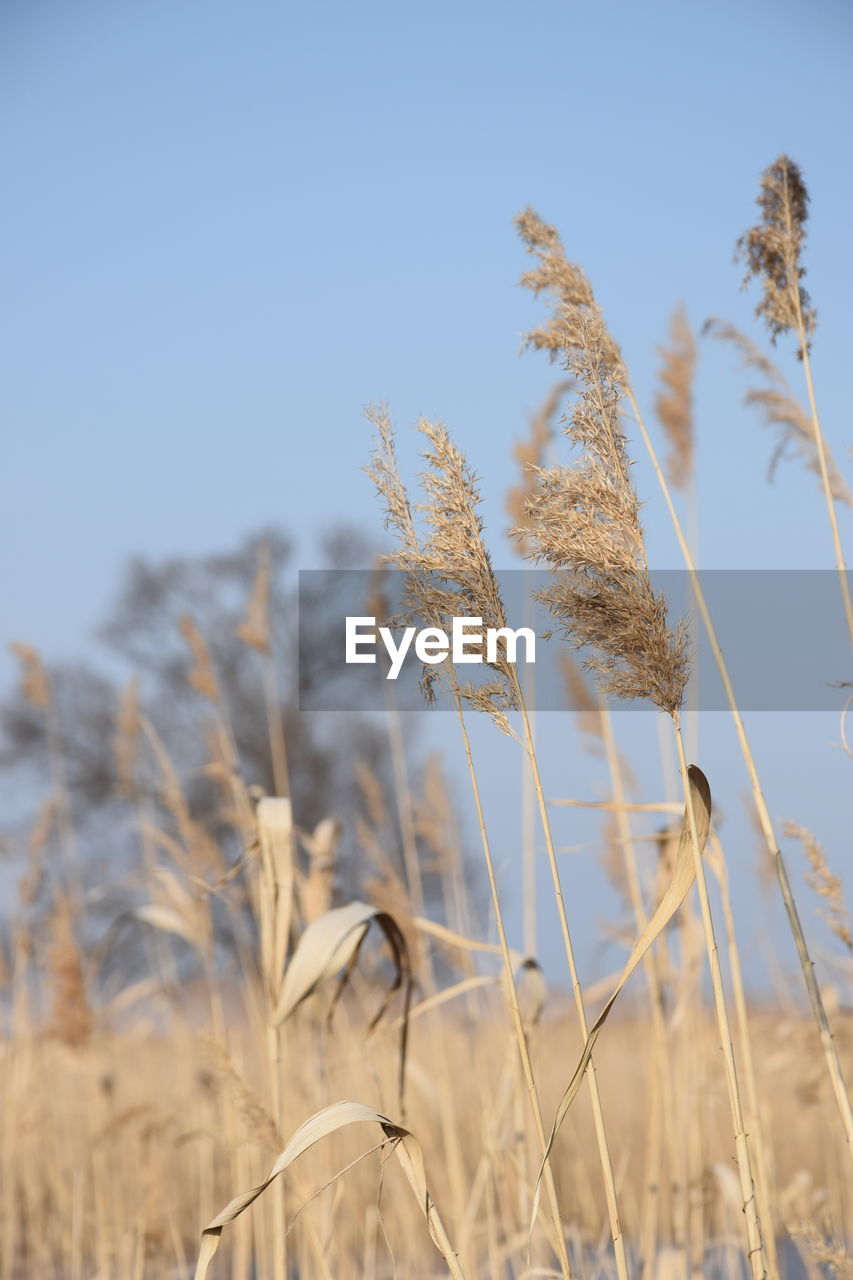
[47, 892, 93, 1049]
[236, 544, 272, 655]
[785, 820, 852, 952]
[366, 407, 518, 728]
[704, 318, 851, 505]
[202, 1037, 282, 1151]
[9, 641, 51, 710]
[178, 615, 221, 703]
[655, 304, 696, 492]
[558, 652, 603, 747]
[414, 419, 519, 726]
[736, 154, 815, 355]
[513, 249, 689, 713]
[515, 207, 623, 376]
[299, 817, 340, 924]
[19, 797, 56, 907]
[364, 403, 419, 555]
[355, 758, 389, 833]
[507, 380, 573, 544]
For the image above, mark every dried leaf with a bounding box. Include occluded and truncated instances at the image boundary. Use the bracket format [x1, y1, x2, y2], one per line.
[272, 901, 412, 1111]
[531, 765, 712, 1230]
[193, 1100, 464, 1280]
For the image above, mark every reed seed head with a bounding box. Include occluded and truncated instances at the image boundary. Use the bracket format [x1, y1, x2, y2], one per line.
[655, 304, 696, 492]
[235, 544, 272, 654]
[736, 155, 815, 355]
[366, 408, 518, 727]
[513, 247, 689, 714]
[10, 641, 51, 711]
[507, 380, 573, 548]
[515, 207, 623, 377]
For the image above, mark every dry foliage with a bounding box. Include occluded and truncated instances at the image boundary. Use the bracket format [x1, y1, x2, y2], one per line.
[2, 156, 852, 1280]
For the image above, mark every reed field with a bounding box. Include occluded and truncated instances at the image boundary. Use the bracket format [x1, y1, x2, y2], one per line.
[1, 156, 851, 1280]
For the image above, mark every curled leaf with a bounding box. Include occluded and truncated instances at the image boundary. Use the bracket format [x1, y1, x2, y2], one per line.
[272, 901, 412, 1111]
[193, 1100, 465, 1280]
[531, 764, 712, 1231]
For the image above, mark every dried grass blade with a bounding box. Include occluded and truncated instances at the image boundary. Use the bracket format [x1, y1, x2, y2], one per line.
[272, 901, 412, 1111]
[193, 1100, 465, 1280]
[530, 765, 711, 1229]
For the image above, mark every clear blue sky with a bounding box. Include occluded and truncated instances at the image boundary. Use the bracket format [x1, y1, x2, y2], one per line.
[2, 0, 851, 989]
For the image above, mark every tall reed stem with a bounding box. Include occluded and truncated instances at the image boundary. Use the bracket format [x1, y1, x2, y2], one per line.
[521, 589, 538, 956]
[787, 228, 853, 649]
[451, 686, 573, 1280]
[626, 384, 853, 1163]
[513, 681, 630, 1280]
[261, 653, 291, 799]
[599, 704, 683, 1277]
[708, 834, 780, 1280]
[671, 715, 765, 1280]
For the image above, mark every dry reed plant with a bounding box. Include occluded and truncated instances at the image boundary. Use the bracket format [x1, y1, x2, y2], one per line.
[366, 405, 577, 1278]
[235, 543, 291, 799]
[515, 191, 853, 1180]
[2, 998, 849, 1277]
[737, 155, 853, 645]
[516, 206, 768, 1278]
[4, 154, 853, 1280]
[507, 381, 572, 955]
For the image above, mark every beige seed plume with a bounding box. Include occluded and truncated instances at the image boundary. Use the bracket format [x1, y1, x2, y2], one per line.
[9, 641, 51, 710]
[48, 892, 93, 1049]
[366, 407, 518, 728]
[655, 304, 696, 492]
[179, 615, 221, 703]
[558, 652, 603, 747]
[785, 820, 852, 952]
[704, 318, 851, 506]
[513, 224, 689, 714]
[19, 797, 56, 907]
[736, 154, 815, 356]
[414, 419, 519, 726]
[236, 544, 272, 654]
[507, 380, 573, 545]
[515, 207, 623, 377]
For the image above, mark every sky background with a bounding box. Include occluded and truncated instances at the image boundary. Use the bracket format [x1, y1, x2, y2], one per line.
[2, 0, 851, 993]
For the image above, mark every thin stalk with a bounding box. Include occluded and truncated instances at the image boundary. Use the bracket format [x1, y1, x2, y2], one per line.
[709, 834, 780, 1280]
[626, 383, 853, 1162]
[671, 715, 765, 1280]
[384, 688, 427, 924]
[450, 687, 573, 1280]
[521, 588, 538, 956]
[783, 183, 853, 648]
[45, 701, 81, 910]
[684, 991, 705, 1280]
[513, 681, 630, 1280]
[257, 799, 294, 1280]
[261, 653, 291, 799]
[599, 703, 682, 1278]
[797, 346, 853, 643]
[382, 659, 437, 990]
